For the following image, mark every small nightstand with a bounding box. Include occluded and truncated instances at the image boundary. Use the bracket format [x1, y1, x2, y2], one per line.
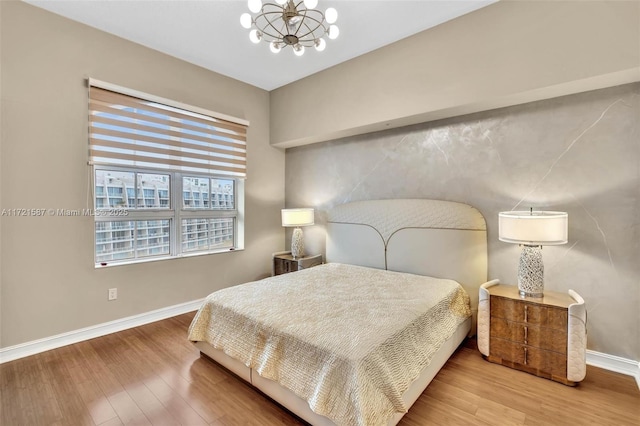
[477, 281, 587, 386]
[272, 252, 323, 276]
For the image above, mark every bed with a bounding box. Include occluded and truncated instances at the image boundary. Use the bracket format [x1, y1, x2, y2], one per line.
[188, 199, 488, 425]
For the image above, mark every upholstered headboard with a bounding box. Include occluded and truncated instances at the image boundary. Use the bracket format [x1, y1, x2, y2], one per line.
[326, 199, 488, 325]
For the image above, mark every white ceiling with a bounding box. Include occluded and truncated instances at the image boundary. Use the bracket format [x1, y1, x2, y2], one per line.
[24, 0, 496, 91]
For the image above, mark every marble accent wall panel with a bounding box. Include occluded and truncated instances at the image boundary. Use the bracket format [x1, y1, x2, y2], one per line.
[285, 83, 640, 361]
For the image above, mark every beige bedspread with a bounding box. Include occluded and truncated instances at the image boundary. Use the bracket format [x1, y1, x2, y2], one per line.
[188, 263, 471, 426]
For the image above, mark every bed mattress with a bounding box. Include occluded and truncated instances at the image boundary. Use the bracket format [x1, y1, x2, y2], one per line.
[188, 263, 471, 426]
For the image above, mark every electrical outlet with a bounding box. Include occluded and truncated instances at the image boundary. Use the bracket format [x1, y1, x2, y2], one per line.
[108, 288, 117, 301]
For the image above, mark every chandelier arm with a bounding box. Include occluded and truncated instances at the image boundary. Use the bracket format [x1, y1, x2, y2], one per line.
[263, 19, 288, 39]
[257, 9, 288, 17]
[291, 9, 326, 39]
[260, 29, 287, 41]
[261, 2, 285, 11]
[254, 10, 289, 39]
[295, 15, 327, 40]
[255, 9, 288, 24]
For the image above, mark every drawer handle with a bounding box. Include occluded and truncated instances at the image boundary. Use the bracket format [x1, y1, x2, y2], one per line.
[523, 347, 528, 365]
[524, 326, 528, 345]
[524, 305, 528, 322]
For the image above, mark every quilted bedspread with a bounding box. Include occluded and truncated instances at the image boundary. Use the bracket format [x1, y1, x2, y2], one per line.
[188, 263, 471, 426]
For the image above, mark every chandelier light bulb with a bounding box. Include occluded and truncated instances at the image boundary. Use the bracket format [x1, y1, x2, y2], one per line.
[293, 44, 305, 56]
[328, 25, 339, 40]
[314, 38, 326, 52]
[287, 15, 302, 33]
[249, 29, 262, 44]
[303, 0, 318, 9]
[248, 0, 262, 13]
[270, 41, 282, 53]
[325, 7, 338, 24]
[240, 13, 252, 29]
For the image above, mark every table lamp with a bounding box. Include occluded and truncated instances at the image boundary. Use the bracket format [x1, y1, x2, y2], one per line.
[499, 210, 568, 297]
[281, 208, 314, 259]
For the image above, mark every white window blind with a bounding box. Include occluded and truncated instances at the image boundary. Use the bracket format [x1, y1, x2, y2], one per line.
[88, 82, 247, 178]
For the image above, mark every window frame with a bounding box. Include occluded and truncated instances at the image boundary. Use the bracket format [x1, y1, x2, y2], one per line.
[93, 164, 244, 268]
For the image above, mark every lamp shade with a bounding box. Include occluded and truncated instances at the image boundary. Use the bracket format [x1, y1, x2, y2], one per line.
[281, 208, 314, 227]
[499, 211, 568, 246]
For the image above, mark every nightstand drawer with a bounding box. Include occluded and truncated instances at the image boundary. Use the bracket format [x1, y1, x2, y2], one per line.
[490, 318, 567, 354]
[491, 296, 567, 329]
[490, 338, 567, 378]
[272, 253, 323, 276]
[274, 258, 295, 275]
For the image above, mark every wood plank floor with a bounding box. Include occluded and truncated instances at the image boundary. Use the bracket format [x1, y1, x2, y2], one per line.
[1, 312, 638, 425]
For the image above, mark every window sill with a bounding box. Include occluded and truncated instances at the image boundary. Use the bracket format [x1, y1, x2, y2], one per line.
[94, 247, 243, 269]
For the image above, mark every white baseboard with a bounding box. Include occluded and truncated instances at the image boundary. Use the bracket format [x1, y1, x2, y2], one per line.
[2, 303, 639, 391]
[587, 349, 640, 389]
[0, 298, 204, 364]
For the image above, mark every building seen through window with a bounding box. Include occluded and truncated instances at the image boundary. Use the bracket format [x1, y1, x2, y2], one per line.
[94, 170, 236, 264]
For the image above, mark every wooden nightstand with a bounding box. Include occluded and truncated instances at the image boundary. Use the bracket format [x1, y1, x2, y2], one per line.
[272, 252, 323, 276]
[477, 281, 587, 386]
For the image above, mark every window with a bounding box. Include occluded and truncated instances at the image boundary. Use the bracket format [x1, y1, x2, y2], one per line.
[89, 80, 247, 267]
[180, 176, 236, 253]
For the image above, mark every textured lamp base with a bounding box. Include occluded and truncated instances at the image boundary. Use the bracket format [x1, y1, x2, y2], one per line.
[518, 245, 544, 298]
[291, 227, 305, 259]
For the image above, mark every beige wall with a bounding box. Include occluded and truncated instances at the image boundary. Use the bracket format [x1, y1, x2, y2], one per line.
[271, 0, 640, 148]
[0, 1, 285, 348]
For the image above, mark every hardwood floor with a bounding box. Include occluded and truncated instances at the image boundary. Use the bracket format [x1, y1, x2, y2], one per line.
[1, 312, 638, 425]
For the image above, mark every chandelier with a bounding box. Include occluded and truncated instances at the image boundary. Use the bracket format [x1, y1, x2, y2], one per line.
[240, 0, 339, 56]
